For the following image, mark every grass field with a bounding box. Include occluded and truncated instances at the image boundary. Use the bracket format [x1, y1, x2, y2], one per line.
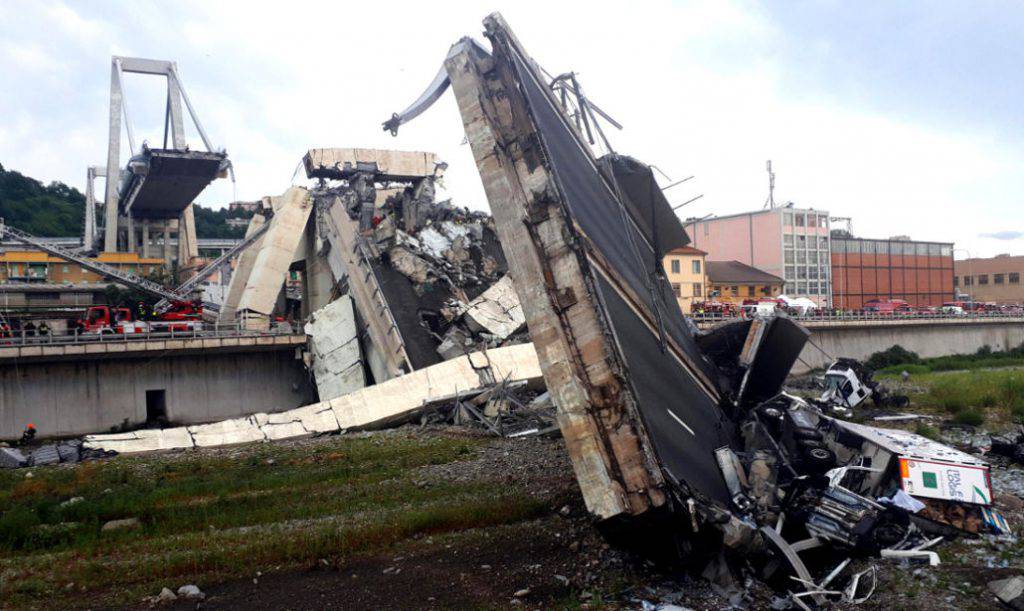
[0, 432, 552, 608]
[878, 367, 1024, 428]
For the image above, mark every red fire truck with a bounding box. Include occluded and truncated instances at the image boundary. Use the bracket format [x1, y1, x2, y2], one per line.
[77, 301, 203, 334]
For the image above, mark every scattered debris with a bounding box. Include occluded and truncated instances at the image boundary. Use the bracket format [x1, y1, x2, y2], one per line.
[156, 587, 177, 603]
[176, 584, 205, 600]
[101, 517, 141, 532]
[989, 575, 1024, 610]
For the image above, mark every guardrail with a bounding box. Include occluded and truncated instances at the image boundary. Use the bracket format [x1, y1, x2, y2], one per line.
[690, 311, 1024, 325]
[0, 323, 303, 347]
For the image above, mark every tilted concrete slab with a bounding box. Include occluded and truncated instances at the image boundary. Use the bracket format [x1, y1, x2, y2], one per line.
[304, 148, 438, 182]
[219, 212, 267, 322]
[238, 187, 313, 323]
[83, 343, 541, 454]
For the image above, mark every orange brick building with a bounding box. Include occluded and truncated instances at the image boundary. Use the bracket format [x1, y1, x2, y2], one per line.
[830, 237, 954, 309]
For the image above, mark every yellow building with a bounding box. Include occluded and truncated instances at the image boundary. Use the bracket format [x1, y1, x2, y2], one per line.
[706, 260, 784, 304]
[0, 250, 165, 284]
[663, 246, 707, 313]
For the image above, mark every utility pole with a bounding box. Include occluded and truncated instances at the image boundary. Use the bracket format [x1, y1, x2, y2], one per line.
[764, 160, 776, 209]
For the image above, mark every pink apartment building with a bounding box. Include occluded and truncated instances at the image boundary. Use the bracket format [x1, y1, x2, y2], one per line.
[685, 206, 833, 306]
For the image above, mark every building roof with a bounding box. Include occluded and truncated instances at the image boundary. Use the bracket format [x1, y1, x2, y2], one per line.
[666, 246, 707, 256]
[706, 260, 783, 284]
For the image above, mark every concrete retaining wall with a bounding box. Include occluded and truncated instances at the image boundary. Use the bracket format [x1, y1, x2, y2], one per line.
[794, 320, 1024, 373]
[0, 350, 315, 440]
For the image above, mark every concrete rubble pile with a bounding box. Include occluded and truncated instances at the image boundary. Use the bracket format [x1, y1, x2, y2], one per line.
[0, 439, 113, 469]
[304, 148, 525, 379]
[378, 12, 1016, 607]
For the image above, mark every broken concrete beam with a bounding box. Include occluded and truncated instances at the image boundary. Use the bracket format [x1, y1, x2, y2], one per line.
[83, 343, 541, 455]
[444, 24, 672, 519]
[304, 148, 439, 182]
[304, 296, 366, 401]
[318, 191, 412, 380]
[83, 427, 195, 454]
[237, 187, 313, 327]
[188, 415, 267, 448]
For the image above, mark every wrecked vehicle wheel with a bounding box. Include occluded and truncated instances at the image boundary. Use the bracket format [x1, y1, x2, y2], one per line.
[803, 446, 837, 472]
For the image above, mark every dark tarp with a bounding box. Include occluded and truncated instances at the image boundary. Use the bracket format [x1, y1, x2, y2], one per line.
[598, 154, 691, 259]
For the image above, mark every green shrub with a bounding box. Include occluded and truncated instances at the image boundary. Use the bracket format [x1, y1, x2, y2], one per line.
[914, 422, 940, 440]
[879, 363, 931, 375]
[866, 345, 921, 371]
[953, 409, 984, 426]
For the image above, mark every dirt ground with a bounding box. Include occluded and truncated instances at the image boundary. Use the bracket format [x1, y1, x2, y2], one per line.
[136, 426, 1024, 611]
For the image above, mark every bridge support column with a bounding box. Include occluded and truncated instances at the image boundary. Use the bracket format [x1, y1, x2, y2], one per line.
[141, 219, 151, 258]
[163, 222, 172, 268]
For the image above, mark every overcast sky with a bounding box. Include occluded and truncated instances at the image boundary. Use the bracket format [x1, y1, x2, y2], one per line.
[1, 1, 1021, 257]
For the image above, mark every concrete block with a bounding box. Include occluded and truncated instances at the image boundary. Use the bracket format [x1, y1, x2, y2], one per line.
[459, 275, 525, 339]
[304, 296, 365, 401]
[30, 444, 60, 466]
[0, 447, 28, 468]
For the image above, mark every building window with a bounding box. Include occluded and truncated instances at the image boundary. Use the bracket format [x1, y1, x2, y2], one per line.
[784, 251, 794, 264]
[862, 241, 875, 255]
[795, 213, 805, 227]
[953, 276, 959, 287]
[730, 285, 739, 297]
[797, 266, 808, 280]
[940, 246, 952, 257]
[62, 265, 70, 273]
[671, 283, 681, 297]
[797, 235, 807, 247]
[785, 265, 795, 279]
[979, 274, 989, 285]
[796, 251, 807, 264]
[783, 235, 794, 247]
[928, 244, 941, 256]
[783, 212, 794, 226]
[1011, 273, 1020, 284]
[693, 283, 702, 297]
[995, 273, 1005, 284]
[671, 259, 680, 274]
[808, 266, 819, 279]
[692, 260, 701, 274]
[964, 276, 973, 286]
[746, 285, 756, 297]
[819, 236, 829, 250]
[819, 215, 829, 228]
[808, 214, 818, 228]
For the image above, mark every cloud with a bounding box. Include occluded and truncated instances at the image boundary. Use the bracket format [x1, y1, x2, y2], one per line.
[980, 231, 1024, 241]
[0, 1, 1022, 259]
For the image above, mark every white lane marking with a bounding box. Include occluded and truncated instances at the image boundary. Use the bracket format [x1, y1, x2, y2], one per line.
[666, 408, 695, 436]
